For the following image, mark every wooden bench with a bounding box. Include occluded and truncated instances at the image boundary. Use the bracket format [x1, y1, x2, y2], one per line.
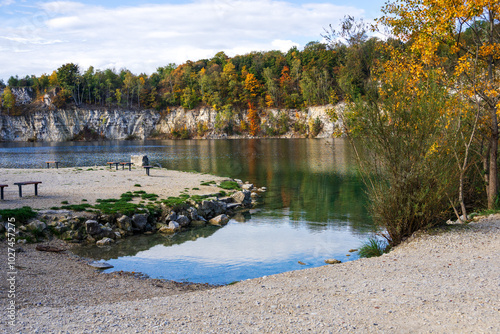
[0, 184, 7, 200]
[107, 162, 120, 170]
[13, 181, 42, 197]
[120, 162, 134, 171]
[46, 161, 60, 169]
[143, 166, 153, 176]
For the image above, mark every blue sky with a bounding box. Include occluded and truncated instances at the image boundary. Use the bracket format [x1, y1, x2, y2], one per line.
[0, 0, 388, 81]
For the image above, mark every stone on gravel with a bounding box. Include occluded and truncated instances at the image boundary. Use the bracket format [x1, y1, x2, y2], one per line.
[88, 261, 114, 269]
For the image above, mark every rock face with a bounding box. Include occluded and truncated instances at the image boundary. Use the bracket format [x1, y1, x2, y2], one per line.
[0, 104, 344, 141]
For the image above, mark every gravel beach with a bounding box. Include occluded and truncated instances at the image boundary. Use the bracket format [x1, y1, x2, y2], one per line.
[0, 167, 229, 210]
[1, 214, 498, 333]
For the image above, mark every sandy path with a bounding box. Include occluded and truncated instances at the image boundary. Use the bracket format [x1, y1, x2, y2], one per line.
[0, 167, 228, 210]
[2, 215, 498, 333]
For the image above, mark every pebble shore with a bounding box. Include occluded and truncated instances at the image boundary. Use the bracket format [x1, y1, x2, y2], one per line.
[1, 215, 498, 333]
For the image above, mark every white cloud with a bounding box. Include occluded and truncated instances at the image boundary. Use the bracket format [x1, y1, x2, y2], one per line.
[0, 0, 366, 80]
[0, 0, 15, 7]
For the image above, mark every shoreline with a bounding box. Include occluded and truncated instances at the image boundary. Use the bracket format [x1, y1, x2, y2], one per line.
[2, 215, 498, 332]
[0, 167, 231, 210]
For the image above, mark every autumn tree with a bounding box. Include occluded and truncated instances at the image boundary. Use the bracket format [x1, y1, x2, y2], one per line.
[247, 102, 260, 136]
[379, 0, 500, 208]
[1, 86, 16, 114]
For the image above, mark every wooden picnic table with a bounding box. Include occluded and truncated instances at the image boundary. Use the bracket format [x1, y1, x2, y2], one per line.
[46, 161, 60, 169]
[120, 162, 134, 171]
[13, 181, 42, 197]
[0, 184, 7, 200]
[107, 162, 120, 170]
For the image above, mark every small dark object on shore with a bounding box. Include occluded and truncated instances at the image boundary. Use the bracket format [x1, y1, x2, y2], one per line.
[36, 245, 66, 252]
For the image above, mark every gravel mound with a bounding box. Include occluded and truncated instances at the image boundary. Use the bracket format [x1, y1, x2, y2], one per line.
[2, 216, 499, 333]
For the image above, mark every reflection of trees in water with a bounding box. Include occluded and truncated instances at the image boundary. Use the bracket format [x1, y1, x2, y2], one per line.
[72, 225, 220, 260]
[161, 138, 373, 234]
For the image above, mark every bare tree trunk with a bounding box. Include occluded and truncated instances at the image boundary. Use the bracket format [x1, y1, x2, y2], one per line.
[487, 11, 498, 209]
[488, 106, 498, 209]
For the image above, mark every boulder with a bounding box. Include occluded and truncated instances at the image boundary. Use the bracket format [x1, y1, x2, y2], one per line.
[209, 214, 230, 226]
[242, 183, 254, 191]
[159, 221, 180, 233]
[27, 220, 47, 232]
[116, 215, 132, 232]
[131, 155, 149, 167]
[85, 220, 102, 235]
[231, 190, 251, 205]
[186, 207, 199, 220]
[96, 237, 114, 246]
[177, 215, 190, 227]
[324, 259, 341, 264]
[132, 213, 148, 231]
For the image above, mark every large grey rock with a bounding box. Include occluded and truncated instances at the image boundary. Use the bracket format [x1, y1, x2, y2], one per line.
[209, 214, 230, 226]
[159, 221, 180, 234]
[132, 213, 148, 231]
[177, 215, 190, 227]
[116, 215, 132, 232]
[231, 190, 251, 205]
[85, 220, 102, 235]
[131, 155, 149, 167]
[27, 220, 47, 232]
[186, 207, 199, 220]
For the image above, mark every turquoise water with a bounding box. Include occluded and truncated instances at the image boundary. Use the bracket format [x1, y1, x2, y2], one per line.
[0, 138, 374, 284]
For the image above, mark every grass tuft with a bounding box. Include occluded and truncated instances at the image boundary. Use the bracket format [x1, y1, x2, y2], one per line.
[219, 180, 240, 190]
[358, 238, 389, 258]
[0, 206, 37, 224]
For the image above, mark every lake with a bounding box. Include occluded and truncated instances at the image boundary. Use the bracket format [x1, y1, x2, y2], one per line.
[0, 138, 374, 284]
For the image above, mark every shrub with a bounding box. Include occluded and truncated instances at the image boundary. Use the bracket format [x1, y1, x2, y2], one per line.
[346, 70, 458, 246]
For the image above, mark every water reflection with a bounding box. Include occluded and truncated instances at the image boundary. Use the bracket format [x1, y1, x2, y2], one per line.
[74, 219, 365, 285]
[1, 138, 373, 283]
